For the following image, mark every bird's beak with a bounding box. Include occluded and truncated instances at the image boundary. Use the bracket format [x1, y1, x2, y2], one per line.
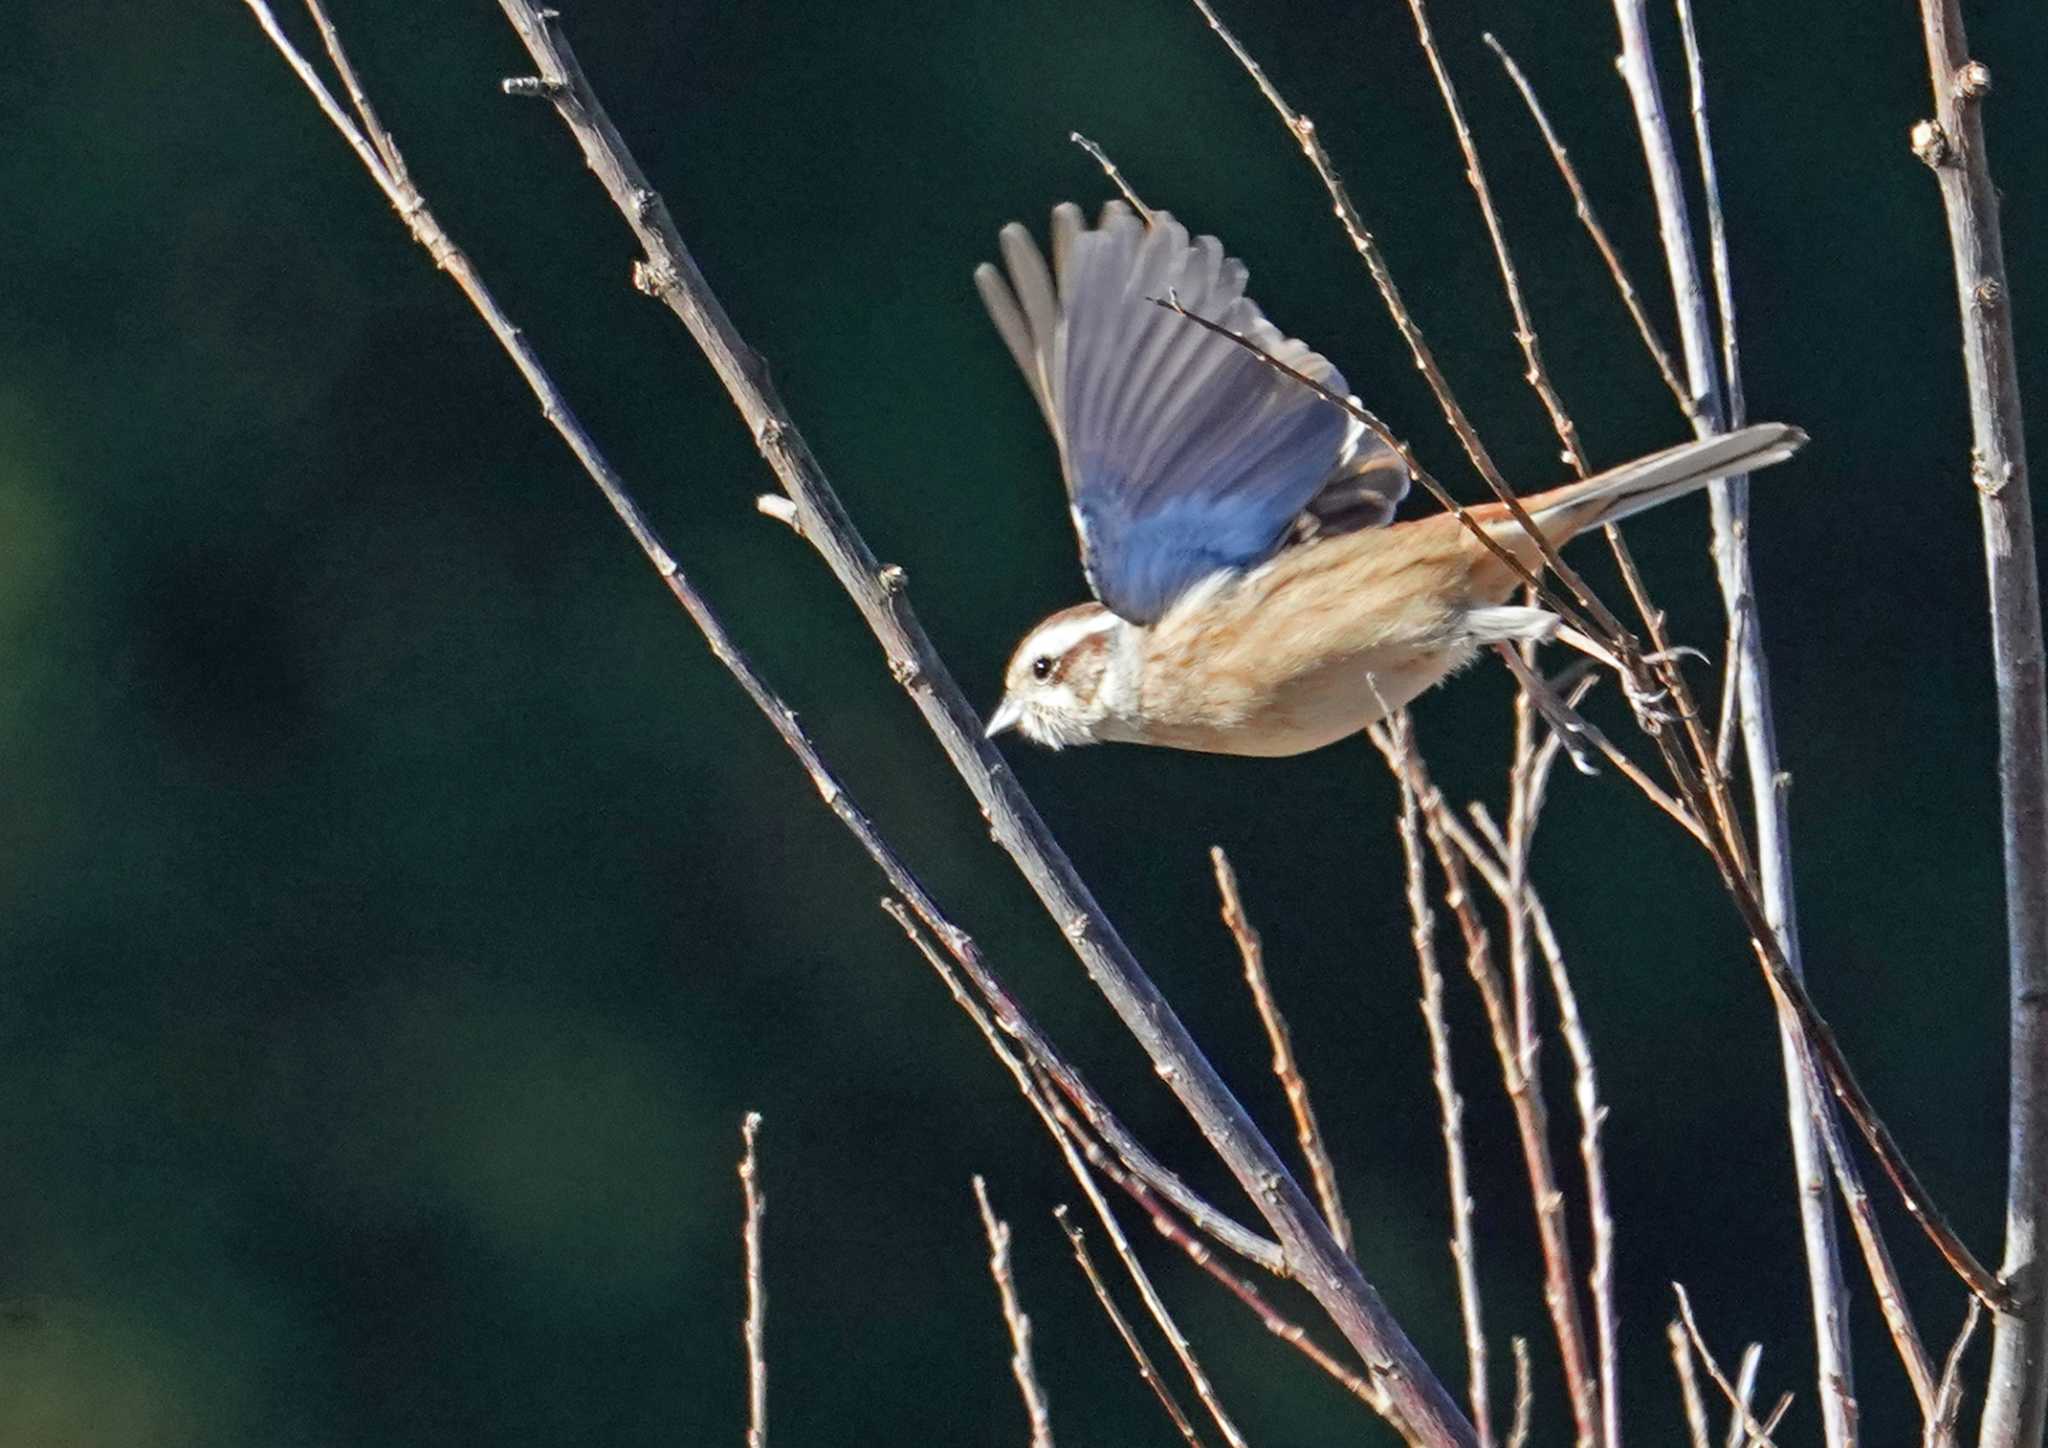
[985, 696, 1024, 739]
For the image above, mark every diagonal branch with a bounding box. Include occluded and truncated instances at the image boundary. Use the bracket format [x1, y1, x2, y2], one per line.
[489, 9, 1475, 1440]
[1211, 846, 1354, 1256]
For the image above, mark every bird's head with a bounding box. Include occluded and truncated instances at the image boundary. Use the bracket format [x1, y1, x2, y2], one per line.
[985, 603, 1127, 750]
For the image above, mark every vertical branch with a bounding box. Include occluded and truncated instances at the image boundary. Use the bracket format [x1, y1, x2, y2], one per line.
[740, 1113, 768, 1448]
[1671, 1321, 1714, 1448]
[1385, 712, 1496, 1448]
[1211, 846, 1354, 1256]
[1910, 7, 2048, 1446]
[1507, 1340, 1533, 1448]
[974, 1178, 1057, 1448]
[1608, 5, 1854, 1439]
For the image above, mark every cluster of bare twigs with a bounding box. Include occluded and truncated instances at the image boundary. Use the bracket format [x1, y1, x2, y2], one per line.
[242, 1, 2041, 1445]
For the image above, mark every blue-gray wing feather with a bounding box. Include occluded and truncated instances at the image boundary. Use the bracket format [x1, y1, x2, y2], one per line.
[975, 201, 1406, 623]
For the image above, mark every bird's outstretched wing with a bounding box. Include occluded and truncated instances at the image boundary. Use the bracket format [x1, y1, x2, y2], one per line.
[975, 201, 1404, 624]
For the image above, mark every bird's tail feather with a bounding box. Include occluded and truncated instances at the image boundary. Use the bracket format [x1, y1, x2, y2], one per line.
[1512, 422, 1807, 541]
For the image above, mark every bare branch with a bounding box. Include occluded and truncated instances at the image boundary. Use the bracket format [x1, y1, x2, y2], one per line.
[1928, 1302, 1984, 1448]
[1480, 35, 1694, 421]
[1047, 1091, 1388, 1413]
[486, 10, 1475, 1437]
[1069, 133, 1153, 221]
[1211, 846, 1353, 1256]
[1670, 1321, 1713, 1448]
[1383, 712, 1495, 1448]
[880, 904, 1248, 1448]
[1402, 0, 1585, 476]
[740, 1113, 767, 1448]
[1726, 1346, 1762, 1448]
[1507, 1339, 1533, 1448]
[974, 1178, 1057, 1448]
[1375, 717, 1598, 1448]
[1522, 887, 1621, 1448]
[1610, 3, 1856, 1435]
[1056, 1206, 1210, 1448]
[1910, 3, 2048, 1442]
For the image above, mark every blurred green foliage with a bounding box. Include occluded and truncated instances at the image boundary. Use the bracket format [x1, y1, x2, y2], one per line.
[2, 1, 2044, 1443]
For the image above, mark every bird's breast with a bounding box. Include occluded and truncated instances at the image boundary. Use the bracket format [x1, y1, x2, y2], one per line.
[1128, 520, 1489, 757]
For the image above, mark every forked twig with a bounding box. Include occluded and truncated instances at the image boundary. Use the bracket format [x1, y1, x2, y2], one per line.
[974, 1177, 1056, 1448]
[1211, 846, 1354, 1256]
[1673, 1285, 1783, 1448]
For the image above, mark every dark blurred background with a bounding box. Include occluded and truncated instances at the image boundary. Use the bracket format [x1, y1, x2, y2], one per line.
[2, 1, 2043, 1443]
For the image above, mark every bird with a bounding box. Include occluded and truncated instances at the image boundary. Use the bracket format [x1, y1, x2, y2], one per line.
[974, 200, 1804, 758]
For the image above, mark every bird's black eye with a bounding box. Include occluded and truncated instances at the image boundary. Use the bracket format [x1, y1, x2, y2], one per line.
[1031, 655, 1054, 681]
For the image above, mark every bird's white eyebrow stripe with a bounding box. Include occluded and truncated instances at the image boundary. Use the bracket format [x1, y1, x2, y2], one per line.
[1026, 610, 1119, 658]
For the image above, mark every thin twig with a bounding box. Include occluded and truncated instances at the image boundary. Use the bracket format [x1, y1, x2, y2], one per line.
[1404, 0, 1585, 476]
[1492, 645, 1707, 846]
[740, 1112, 767, 1448]
[1189, 0, 1999, 1311]
[1927, 1301, 1984, 1448]
[1673, 1285, 1784, 1448]
[1481, 35, 1694, 421]
[489, 13, 1476, 1437]
[881, 903, 1247, 1448]
[1911, 3, 2048, 1442]
[1670, 1321, 1713, 1448]
[1507, 1339, 1533, 1448]
[1383, 712, 1495, 1448]
[1522, 881, 1622, 1448]
[1211, 846, 1354, 1256]
[1047, 1088, 1388, 1414]
[1811, 1063, 1939, 1413]
[1185, 0, 1628, 650]
[1056, 1206, 1210, 1448]
[1069, 133, 1153, 221]
[1726, 1346, 1762, 1448]
[1044, 1116, 1249, 1448]
[1374, 717, 1598, 1448]
[974, 1178, 1056, 1448]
